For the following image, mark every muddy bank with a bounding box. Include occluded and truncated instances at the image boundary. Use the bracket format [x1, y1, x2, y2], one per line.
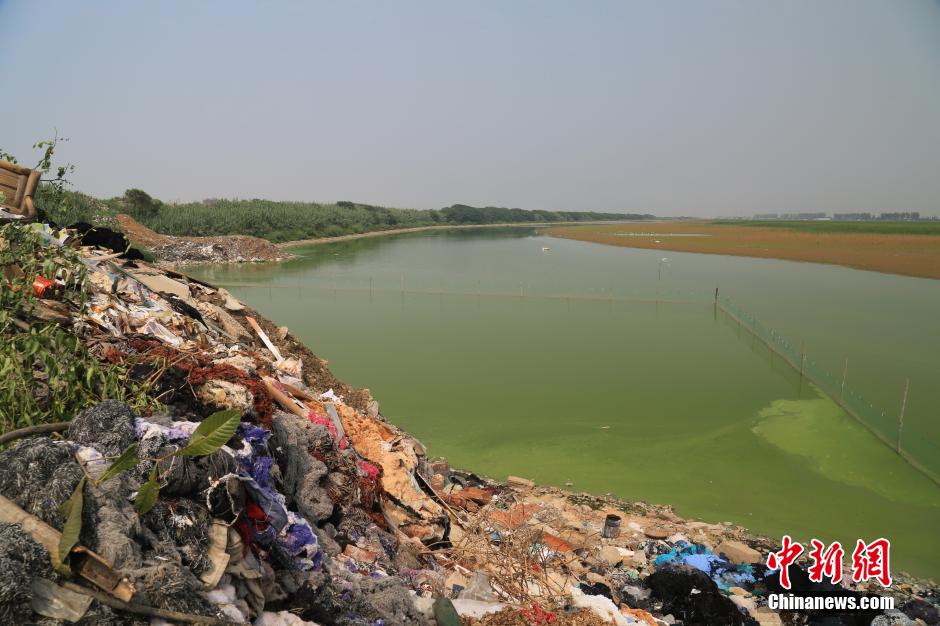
[543, 222, 940, 280]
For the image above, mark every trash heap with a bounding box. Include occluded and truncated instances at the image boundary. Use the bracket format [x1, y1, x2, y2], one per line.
[0, 222, 936, 626]
[419, 473, 940, 626]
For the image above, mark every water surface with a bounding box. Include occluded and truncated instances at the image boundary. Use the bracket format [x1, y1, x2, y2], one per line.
[189, 228, 940, 577]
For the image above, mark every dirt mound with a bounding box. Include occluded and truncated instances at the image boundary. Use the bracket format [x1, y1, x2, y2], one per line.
[114, 213, 166, 247]
[116, 213, 292, 266]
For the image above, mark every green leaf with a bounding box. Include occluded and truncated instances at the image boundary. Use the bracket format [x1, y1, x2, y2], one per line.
[98, 444, 139, 484]
[177, 409, 240, 457]
[56, 477, 85, 576]
[134, 465, 160, 515]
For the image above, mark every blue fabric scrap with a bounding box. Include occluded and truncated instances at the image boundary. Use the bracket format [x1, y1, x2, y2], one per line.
[654, 542, 756, 591]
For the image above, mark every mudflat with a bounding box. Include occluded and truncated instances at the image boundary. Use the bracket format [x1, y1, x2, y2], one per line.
[544, 221, 940, 280]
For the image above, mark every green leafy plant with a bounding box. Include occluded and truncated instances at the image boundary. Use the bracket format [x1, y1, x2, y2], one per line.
[176, 409, 241, 457]
[56, 409, 241, 574]
[0, 224, 156, 431]
[121, 188, 163, 219]
[133, 409, 240, 514]
[134, 465, 161, 516]
[56, 477, 85, 575]
[33, 133, 75, 193]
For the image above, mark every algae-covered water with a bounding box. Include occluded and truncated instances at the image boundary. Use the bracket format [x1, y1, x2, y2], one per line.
[188, 228, 940, 577]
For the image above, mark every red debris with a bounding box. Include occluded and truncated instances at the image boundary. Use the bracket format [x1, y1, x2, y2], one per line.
[519, 603, 557, 624]
[32, 276, 56, 298]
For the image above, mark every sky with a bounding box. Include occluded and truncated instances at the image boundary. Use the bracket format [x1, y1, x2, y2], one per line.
[1, 1, 939, 217]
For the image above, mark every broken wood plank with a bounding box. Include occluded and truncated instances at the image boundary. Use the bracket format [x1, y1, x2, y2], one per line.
[245, 316, 283, 361]
[0, 494, 135, 602]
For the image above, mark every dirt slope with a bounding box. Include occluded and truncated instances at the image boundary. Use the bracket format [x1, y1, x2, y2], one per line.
[116, 213, 292, 265]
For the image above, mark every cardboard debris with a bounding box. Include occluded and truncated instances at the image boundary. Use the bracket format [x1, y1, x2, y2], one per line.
[126, 269, 191, 299]
[506, 475, 535, 490]
[337, 402, 446, 542]
[30, 578, 94, 623]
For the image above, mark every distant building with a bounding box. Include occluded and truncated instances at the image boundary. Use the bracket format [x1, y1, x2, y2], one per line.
[753, 213, 779, 220]
[834, 212, 872, 221]
[878, 212, 920, 220]
[780, 212, 827, 220]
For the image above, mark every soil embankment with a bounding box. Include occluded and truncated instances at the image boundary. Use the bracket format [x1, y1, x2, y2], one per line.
[116, 214, 292, 265]
[545, 222, 940, 280]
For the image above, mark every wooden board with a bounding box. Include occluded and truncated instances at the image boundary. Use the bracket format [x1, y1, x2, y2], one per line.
[0, 183, 19, 207]
[0, 167, 22, 190]
[13, 172, 26, 206]
[0, 159, 32, 176]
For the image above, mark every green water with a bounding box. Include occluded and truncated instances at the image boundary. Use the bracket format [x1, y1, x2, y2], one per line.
[188, 228, 940, 578]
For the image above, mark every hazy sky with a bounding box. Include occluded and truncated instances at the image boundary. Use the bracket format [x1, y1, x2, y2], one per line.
[2, 1, 939, 216]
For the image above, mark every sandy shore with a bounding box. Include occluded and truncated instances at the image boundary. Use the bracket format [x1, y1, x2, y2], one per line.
[544, 222, 940, 280]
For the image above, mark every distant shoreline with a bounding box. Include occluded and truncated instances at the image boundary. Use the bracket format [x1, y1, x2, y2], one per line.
[276, 220, 645, 249]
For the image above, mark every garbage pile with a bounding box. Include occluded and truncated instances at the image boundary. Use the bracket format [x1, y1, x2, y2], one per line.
[425, 475, 939, 626]
[0, 221, 936, 626]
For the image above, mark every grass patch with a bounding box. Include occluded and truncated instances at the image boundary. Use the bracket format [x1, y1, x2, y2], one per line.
[34, 185, 120, 229]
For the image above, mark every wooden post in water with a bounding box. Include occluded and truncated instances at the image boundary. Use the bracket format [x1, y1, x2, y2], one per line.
[897, 379, 909, 454]
[840, 357, 848, 400]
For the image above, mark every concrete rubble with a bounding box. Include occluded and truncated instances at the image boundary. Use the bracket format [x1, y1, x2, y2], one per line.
[0, 221, 937, 626]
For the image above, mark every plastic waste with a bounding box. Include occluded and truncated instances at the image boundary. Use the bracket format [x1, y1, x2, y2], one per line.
[458, 571, 497, 602]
